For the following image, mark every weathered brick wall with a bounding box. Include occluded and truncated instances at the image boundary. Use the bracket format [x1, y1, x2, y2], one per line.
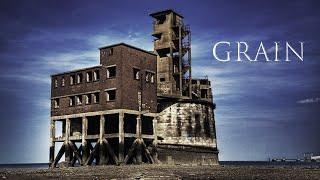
[51, 44, 157, 117]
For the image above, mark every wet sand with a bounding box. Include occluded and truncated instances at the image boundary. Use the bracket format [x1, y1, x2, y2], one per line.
[0, 164, 320, 179]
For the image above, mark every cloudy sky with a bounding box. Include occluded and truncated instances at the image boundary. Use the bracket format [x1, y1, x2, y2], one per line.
[0, 0, 319, 163]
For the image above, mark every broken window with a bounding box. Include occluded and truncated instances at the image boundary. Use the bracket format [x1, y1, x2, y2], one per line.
[201, 89, 208, 98]
[133, 68, 140, 80]
[192, 79, 197, 84]
[106, 66, 116, 78]
[93, 92, 100, 103]
[85, 94, 91, 104]
[86, 72, 93, 82]
[106, 89, 116, 101]
[53, 99, 59, 108]
[77, 73, 83, 84]
[150, 73, 155, 83]
[200, 80, 208, 85]
[156, 15, 166, 24]
[54, 79, 58, 88]
[69, 96, 75, 106]
[76, 95, 82, 105]
[146, 72, 155, 83]
[93, 70, 100, 81]
[108, 48, 113, 56]
[70, 75, 75, 85]
[61, 78, 65, 86]
[146, 73, 150, 82]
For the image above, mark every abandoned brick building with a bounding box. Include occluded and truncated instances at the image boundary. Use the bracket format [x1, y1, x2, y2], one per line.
[49, 9, 218, 168]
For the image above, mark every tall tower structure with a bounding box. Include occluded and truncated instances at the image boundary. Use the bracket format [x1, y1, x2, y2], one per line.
[150, 10, 191, 97]
[151, 10, 219, 165]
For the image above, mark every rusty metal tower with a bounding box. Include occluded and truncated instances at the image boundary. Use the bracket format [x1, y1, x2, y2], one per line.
[150, 9, 192, 97]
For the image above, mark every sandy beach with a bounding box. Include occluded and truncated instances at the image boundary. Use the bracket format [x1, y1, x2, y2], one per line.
[0, 164, 320, 179]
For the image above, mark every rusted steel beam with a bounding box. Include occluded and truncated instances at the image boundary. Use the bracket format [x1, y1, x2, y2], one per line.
[103, 139, 119, 165]
[49, 120, 55, 167]
[69, 141, 82, 166]
[51, 143, 65, 168]
[85, 140, 100, 165]
[82, 116, 89, 164]
[123, 139, 138, 164]
[141, 140, 155, 164]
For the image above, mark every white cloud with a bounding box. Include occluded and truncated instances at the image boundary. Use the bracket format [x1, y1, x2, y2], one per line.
[41, 50, 99, 70]
[267, 46, 283, 53]
[297, 97, 320, 104]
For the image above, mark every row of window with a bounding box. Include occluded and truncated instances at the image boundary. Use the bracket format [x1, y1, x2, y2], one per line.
[133, 68, 155, 83]
[53, 66, 154, 88]
[53, 89, 116, 109]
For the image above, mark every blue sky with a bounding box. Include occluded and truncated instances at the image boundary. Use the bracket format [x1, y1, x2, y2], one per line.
[0, 0, 319, 163]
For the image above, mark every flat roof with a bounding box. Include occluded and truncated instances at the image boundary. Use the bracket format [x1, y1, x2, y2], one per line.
[149, 9, 184, 18]
[99, 43, 156, 56]
[51, 65, 102, 77]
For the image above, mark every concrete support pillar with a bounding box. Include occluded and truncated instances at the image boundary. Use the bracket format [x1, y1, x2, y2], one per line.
[100, 115, 105, 141]
[82, 116, 89, 165]
[99, 115, 108, 165]
[49, 119, 55, 167]
[136, 139, 142, 164]
[118, 112, 124, 163]
[153, 117, 158, 145]
[136, 115, 142, 164]
[152, 117, 158, 163]
[65, 118, 71, 166]
[136, 115, 141, 139]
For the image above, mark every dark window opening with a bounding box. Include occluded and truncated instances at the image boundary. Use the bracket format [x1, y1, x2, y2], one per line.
[133, 68, 140, 80]
[150, 73, 155, 83]
[94, 70, 100, 81]
[106, 89, 116, 101]
[86, 72, 93, 82]
[105, 114, 119, 134]
[200, 80, 208, 85]
[107, 66, 116, 78]
[145, 72, 155, 83]
[160, 77, 165, 82]
[108, 48, 113, 56]
[77, 73, 83, 84]
[70, 118, 82, 136]
[156, 16, 166, 24]
[53, 99, 59, 108]
[70, 75, 76, 85]
[85, 94, 91, 104]
[69, 96, 75, 106]
[124, 114, 137, 134]
[54, 79, 58, 88]
[61, 78, 65, 86]
[76, 95, 82, 105]
[93, 92, 100, 103]
[87, 116, 100, 135]
[141, 116, 153, 135]
[201, 89, 208, 98]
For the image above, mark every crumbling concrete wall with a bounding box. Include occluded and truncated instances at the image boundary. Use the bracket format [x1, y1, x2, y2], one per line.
[156, 101, 218, 165]
[157, 102, 217, 147]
